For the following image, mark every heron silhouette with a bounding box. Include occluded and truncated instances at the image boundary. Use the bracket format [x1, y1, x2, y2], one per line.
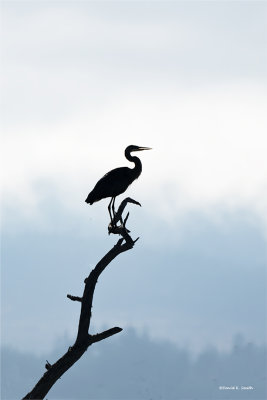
[85, 145, 151, 223]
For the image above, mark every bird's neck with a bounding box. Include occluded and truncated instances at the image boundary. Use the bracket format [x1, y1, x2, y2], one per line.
[126, 152, 142, 179]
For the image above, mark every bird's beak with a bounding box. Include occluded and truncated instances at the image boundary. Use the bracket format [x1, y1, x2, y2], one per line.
[137, 146, 152, 151]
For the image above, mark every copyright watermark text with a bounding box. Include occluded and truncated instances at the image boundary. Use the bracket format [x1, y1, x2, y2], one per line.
[219, 385, 254, 391]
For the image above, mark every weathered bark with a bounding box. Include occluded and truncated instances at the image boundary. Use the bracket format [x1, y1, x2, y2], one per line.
[22, 198, 139, 400]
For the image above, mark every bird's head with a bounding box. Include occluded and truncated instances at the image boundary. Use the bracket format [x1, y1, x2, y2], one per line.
[126, 145, 152, 153]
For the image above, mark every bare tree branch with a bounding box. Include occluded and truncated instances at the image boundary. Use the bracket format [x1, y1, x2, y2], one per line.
[88, 327, 123, 345]
[67, 294, 82, 302]
[22, 198, 138, 400]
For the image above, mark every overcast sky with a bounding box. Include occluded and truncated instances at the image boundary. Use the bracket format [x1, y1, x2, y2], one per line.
[1, 1, 267, 356]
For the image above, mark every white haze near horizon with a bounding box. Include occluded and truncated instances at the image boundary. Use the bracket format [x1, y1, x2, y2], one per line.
[1, 1, 267, 355]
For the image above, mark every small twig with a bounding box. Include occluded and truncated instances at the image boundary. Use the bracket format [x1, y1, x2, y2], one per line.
[88, 327, 123, 345]
[67, 294, 83, 302]
[123, 212, 130, 227]
[45, 361, 52, 370]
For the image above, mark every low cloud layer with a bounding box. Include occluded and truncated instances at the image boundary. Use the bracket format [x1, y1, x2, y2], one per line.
[2, 329, 266, 399]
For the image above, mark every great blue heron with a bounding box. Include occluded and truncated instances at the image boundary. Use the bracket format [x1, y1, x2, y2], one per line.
[85, 145, 151, 222]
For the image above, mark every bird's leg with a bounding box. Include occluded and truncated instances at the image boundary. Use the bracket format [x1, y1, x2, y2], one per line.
[112, 197, 123, 225]
[112, 197, 124, 225]
[108, 198, 114, 225]
[112, 197, 116, 220]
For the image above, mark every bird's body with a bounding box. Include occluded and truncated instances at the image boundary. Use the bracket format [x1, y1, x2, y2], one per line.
[86, 166, 139, 204]
[85, 145, 151, 222]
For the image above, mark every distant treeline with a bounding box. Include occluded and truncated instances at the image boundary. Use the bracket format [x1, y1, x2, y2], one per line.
[1, 328, 266, 399]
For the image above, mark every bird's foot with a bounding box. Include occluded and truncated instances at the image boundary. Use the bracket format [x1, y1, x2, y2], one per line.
[108, 221, 116, 235]
[108, 221, 130, 235]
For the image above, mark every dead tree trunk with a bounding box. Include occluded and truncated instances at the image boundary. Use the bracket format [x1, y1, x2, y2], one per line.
[22, 198, 140, 400]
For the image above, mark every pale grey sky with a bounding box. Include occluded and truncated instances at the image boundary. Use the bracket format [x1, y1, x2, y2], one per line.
[1, 1, 267, 355]
[2, 1, 267, 232]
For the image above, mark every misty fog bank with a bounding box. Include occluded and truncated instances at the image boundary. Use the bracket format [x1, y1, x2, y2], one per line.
[1, 329, 266, 400]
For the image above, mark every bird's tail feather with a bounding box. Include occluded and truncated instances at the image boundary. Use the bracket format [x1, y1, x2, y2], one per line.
[85, 192, 94, 205]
